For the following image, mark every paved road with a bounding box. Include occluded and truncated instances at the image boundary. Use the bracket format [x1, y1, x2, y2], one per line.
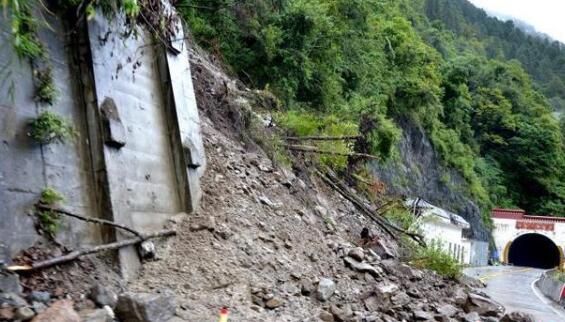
[464, 266, 565, 322]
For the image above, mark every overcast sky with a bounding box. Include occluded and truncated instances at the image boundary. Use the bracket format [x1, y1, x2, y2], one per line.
[468, 0, 565, 44]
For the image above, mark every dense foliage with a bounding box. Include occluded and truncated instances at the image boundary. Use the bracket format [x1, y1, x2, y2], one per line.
[421, 0, 565, 113]
[181, 0, 565, 217]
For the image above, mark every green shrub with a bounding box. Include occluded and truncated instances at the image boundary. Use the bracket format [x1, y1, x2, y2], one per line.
[40, 187, 65, 205]
[29, 110, 76, 144]
[10, 6, 44, 60]
[411, 240, 462, 279]
[36, 188, 65, 237]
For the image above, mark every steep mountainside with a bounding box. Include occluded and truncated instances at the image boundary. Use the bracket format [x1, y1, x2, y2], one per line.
[421, 0, 565, 112]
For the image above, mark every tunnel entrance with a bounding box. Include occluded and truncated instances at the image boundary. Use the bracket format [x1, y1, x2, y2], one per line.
[508, 233, 561, 269]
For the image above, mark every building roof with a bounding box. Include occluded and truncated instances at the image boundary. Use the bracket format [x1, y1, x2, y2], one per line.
[491, 208, 526, 219]
[405, 198, 470, 229]
[491, 208, 565, 222]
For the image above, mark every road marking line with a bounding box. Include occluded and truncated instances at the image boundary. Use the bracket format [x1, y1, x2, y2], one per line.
[531, 276, 565, 321]
[479, 267, 532, 282]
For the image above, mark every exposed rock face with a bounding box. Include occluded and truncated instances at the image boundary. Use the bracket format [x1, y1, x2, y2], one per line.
[370, 118, 489, 242]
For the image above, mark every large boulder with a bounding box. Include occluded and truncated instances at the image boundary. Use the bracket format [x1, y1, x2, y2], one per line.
[115, 291, 177, 322]
[465, 293, 504, 317]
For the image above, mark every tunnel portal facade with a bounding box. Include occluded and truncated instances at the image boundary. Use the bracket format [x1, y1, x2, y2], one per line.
[492, 209, 565, 269]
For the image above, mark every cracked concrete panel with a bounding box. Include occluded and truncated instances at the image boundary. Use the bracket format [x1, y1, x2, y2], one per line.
[87, 14, 184, 278]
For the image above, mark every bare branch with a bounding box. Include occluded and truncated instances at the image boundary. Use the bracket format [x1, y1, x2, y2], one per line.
[7, 229, 176, 272]
[36, 204, 143, 239]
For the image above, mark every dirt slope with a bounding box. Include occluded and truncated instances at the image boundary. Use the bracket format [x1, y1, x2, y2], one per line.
[128, 45, 502, 322]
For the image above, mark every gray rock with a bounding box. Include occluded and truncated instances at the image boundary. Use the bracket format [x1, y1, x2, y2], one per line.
[391, 292, 410, 307]
[397, 264, 423, 280]
[463, 311, 480, 322]
[89, 284, 118, 308]
[27, 291, 51, 303]
[32, 301, 48, 314]
[0, 292, 28, 307]
[371, 239, 395, 259]
[363, 296, 383, 312]
[452, 287, 468, 306]
[0, 272, 22, 294]
[319, 310, 334, 322]
[413, 310, 434, 320]
[116, 291, 177, 322]
[316, 278, 336, 301]
[188, 216, 216, 232]
[264, 297, 283, 309]
[301, 280, 314, 296]
[79, 307, 114, 322]
[437, 304, 458, 317]
[15, 306, 35, 321]
[139, 241, 156, 259]
[347, 247, 365, 262]
[375, 282, 399, 295]
[500, 311, 535, 322]
[465, 293, 504, 317]
[343, 257, 382, 277]
[330, 304, 352, 322]
[258, 196, 280, 209]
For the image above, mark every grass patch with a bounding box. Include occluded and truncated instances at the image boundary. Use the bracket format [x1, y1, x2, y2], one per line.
[29, 110, 76, 144]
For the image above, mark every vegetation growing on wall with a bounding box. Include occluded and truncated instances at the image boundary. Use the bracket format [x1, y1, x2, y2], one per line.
[36, 187, 65, 237]
[182, 0, 565, 217]
[29, 110, 76, 144]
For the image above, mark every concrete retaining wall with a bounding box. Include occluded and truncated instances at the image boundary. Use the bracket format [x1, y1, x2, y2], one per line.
[0, 5, 205, 278]
[537, 270, 565, 303]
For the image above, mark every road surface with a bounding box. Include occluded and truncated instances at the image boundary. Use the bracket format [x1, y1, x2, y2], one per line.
[464, 266, 565, 322]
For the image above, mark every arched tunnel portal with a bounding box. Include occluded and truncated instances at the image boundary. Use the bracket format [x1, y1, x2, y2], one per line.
[507, 233, 562, 269]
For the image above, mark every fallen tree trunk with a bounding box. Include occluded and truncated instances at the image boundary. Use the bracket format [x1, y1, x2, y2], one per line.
[7, 229, 176, 272]
[285, 135, 361, 141]
[318, 168, 426, 247]
[36, 204, 143, 238]
[284, 144, 380, 161]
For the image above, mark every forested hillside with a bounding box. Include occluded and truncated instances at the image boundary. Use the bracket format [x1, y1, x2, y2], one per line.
[179, 0, 565, 217]
[422, 0, 565, 112]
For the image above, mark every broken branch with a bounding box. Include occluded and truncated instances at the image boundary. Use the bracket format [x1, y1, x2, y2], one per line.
[7, 229, 176, 272]
[317, 168, 426, 247]
[285, 135, 361, 141]
[36, 204, 143, 239]
[284, 144, 380, 161]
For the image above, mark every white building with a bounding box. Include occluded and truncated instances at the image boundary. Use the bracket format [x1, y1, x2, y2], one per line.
[406, 199, 472, 264]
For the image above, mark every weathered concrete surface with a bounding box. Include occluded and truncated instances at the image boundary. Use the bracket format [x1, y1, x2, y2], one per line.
[0, 13, 100, 261]
[86, 14, 185, 279]
[464, 266, 565, 321]
[0, 4, 206, 277]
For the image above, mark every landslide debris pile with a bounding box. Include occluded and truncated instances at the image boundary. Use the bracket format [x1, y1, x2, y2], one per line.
[0, 45, 533, 322]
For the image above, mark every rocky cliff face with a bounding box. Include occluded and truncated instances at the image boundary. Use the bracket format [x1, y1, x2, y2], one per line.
[371, 119, 490, 242]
